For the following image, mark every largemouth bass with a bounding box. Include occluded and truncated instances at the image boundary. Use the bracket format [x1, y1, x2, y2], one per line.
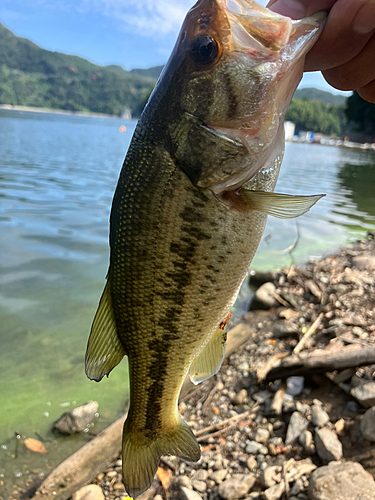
[85, 0, 326, 495]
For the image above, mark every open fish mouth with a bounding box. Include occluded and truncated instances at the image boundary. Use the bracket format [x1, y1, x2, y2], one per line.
[184, 0, 327, 193]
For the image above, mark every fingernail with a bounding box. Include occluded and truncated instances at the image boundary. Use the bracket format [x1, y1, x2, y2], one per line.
[353, 1, 375, 34]
[268, 0, 307, 19]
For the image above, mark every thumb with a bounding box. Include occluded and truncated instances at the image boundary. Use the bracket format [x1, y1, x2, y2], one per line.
[267, 0, 336, 19]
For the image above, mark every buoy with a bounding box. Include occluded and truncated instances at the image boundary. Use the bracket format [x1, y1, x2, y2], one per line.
[119, 125, 126, 133]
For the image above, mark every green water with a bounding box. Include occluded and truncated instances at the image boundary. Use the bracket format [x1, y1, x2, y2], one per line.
[0, 109, 375, 495]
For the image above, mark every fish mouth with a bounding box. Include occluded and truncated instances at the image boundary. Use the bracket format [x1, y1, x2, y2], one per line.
[220, 0, 326, 54]
[193, 0, 327, 194]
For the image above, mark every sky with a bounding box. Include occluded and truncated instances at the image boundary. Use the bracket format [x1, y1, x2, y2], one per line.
[1, 0, 350, 96]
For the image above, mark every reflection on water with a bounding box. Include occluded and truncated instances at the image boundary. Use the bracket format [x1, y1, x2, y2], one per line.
[0, 109, 374, 493]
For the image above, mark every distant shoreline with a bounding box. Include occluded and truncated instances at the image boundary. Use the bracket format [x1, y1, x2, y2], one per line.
[0, 104, 129, 120]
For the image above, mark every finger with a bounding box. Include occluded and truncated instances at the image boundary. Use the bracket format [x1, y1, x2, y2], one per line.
[266, 0, 335, 19]
[358, 79, 375, 103]
[322, 34, 375, 90]
[304, 0, 375, 71]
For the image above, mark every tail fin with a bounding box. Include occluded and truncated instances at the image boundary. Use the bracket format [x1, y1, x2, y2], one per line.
[122, 417, 200, 497]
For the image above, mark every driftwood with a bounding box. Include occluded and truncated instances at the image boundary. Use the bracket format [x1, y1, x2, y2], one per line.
[31, 414, 126, 500]
[263, 344, 375, 382]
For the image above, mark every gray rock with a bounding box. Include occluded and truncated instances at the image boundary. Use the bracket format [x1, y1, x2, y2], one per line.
[351, 380, 375, 408]
[209, 469, 228, 484]
[253, 427, 270, 444]
[285, 412, 309, 445]
[191, 470, 208, 482]
[263, 482, 285, 500]
[352, 254, 375, 271]
[360, 406, 375, 441]
[286, 376, 305, 396]
[180, 486, 203, 500]
[246, 441, 266, 454]
[218, 474, 256, 500]
[309, 461, 375, 500]
[178, 476, 193, 489]
[252, 390, 273, 404]
[299, 430, 313, 449]
[260, 466, 281, 488]
[315, 428, 342, 462]
[192, 480, 206, 492]
[250, 282, 279, 310]
[311, 405, 330, 427]
[72, 485, 104, 500]
[53, 401, 99, 434]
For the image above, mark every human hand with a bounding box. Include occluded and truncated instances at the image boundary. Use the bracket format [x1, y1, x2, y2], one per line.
[266, 0, 375, 103]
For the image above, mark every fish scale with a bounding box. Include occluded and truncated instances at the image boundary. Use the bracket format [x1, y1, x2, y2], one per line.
[85, 0, 326, 496]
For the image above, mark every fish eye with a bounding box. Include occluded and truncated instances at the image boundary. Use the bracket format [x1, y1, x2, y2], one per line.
[190, 35, 219, 66]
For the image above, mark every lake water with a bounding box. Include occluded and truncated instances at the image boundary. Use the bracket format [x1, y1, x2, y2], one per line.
[1, 109, 375, 494]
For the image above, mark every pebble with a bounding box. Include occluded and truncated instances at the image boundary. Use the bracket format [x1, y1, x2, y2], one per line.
[191, 470, 208, 482]
[154, 495, 163, 500]
[179, 486, 204, 500]
[299, 430, 314, 453]
[209, 469, 227, 484]
[246, 441, 267, 454]
[218, 474, 256, 500]
[309, 461, 375, 500]
[285, 412, 309, 445]
[252, 390, 273, 404]
[231, 389, 248, 406]
[72, 485, 104, 500]
[311, 405, 330, 427]
[178, 475, 192, 489]
[191, 480, 206, 492]
[246, 456, 257, 470]
[253, 427, 270, 444]
[263, 482, 285, 500]
[359, 406, 375, 441]
[250, 282, 279, 310]
[351, 380, 375, 408]
[286, 376, 305, 397]
[315, 427, 343, 462]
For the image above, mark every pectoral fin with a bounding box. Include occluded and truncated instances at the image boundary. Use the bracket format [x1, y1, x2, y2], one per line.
[222, 189, 325, 218]
[85, 280, 126, 382]
[189, 325, 228, 385]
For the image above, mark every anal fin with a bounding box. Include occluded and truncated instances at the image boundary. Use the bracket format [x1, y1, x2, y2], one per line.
[189, 322, 228, 385]
[85, 279, 126, 382]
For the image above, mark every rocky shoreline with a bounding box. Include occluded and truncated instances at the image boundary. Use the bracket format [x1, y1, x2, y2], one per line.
[26, 233, 375, 500]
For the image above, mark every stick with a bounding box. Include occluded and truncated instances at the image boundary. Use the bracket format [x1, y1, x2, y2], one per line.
[197, 421, 239, 443]
[265, 344, 375, 382]
[293, 313, 323, 355]
[194, 410, 251, 438]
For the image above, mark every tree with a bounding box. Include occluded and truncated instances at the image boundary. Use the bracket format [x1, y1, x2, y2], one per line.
[345, 92, 375, 138]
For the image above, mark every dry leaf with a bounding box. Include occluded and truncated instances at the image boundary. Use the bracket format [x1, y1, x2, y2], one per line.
[157, 467, 172, 490]
[212, 406, 220, 415]
[24, 438, 48, 454]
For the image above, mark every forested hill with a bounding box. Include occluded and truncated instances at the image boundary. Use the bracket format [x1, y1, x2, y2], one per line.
[0, 22, 157, 116]
[293, 87, 347, 106]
